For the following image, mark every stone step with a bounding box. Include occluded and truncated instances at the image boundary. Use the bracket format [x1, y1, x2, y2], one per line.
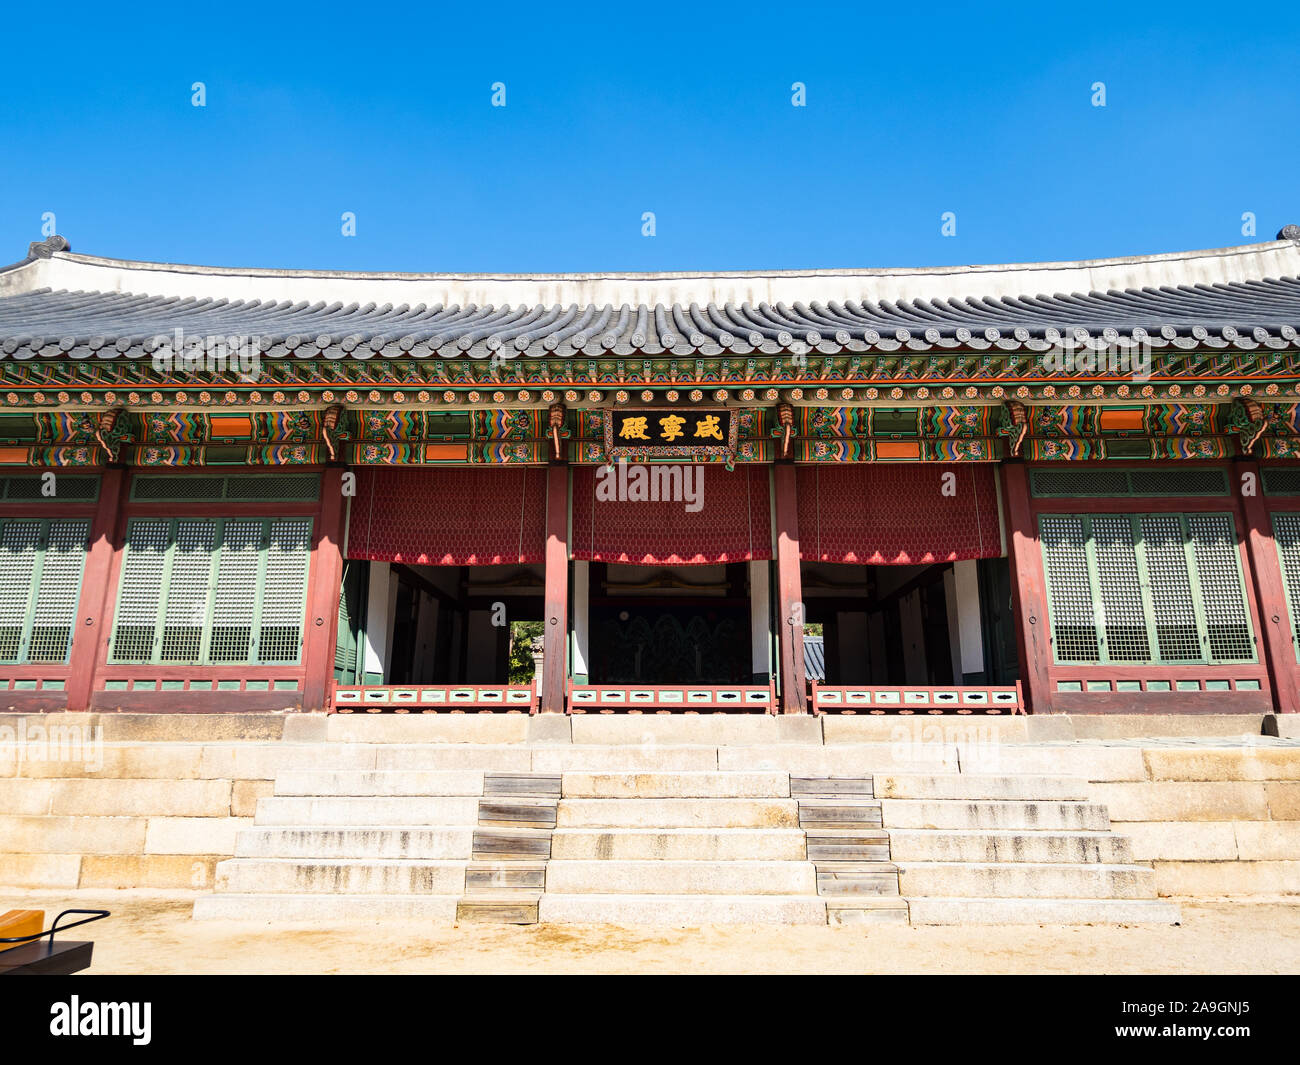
[483, 774, 562, 799]
[234, 826, 474, 860]
[791, 777, 874, 800]
[544, 859, 818, 895]
[879, 800, 1110, 831]
[873, 774, 1091, 801]
[550, 828, 807, 861]
[472, 827, 553, 860]
[560, 772, 789, 798]
[826, 897, 911, 925]
[527, 746, 722, 773]
[254, 796, 480, 826]
[479, 800, 558, 828]
[465, 862, 546, 892]
[816, 863, 899, 897]
[193, 893, 462, 921]
[905, 897, 1181, 925]
[456, 894, 540, 924]
[274, 770, 485, 797]
[555, 798, 799, 829]
[537, 893, 828, 925]
[214, 858, 468, 895]
[896, 861, 1157, 899]
[887, 829, 1134, 864]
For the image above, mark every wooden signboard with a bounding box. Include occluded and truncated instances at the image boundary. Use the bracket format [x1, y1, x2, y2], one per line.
[605, 408, 736, 460]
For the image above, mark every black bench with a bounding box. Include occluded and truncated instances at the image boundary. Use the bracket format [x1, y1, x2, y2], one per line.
[0, 910, 109, 975]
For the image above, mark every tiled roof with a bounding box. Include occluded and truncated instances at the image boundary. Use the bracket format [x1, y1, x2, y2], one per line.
[2, 232, 1299, 363]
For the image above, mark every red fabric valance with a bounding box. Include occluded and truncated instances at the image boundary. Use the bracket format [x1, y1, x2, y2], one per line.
[797, 464, 1003, 564]
[572, 464, 771, 565]
[346, 467, 547, 565]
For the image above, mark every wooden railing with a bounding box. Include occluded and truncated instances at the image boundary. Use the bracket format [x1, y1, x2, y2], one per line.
[567, 682, 777, 714]
[810, 682, 1025, 715]
[332, 682, 538, 713]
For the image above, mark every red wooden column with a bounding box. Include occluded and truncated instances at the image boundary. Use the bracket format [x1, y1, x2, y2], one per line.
[300, 466, 347, 714]
[773, 462, 807, 714]
[1000, 461, 1054, 714]
[66, 467, 128, 712]
[1234, 458, 1299, 715]
[540, 462, 570, 713]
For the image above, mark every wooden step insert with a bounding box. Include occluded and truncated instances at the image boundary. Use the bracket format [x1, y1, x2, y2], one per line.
[806, 830, 891, 863]
[461, 785, 558, 925]
[815, 862, 900, 897]
[797, 801, 884, 829]
[472, 826, 553, 861]
[483, 774, 562, 799]
[456, 896, 540, 925]
[478, 800, 559, 829]
[792, 777, 875, 800]
[465, 862, 547, 892]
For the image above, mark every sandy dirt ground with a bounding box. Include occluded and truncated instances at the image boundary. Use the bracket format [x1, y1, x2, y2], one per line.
[5, 891, 1300, 974]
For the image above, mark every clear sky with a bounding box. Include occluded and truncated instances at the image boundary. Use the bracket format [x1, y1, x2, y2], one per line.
[2, 1, 1297, 276]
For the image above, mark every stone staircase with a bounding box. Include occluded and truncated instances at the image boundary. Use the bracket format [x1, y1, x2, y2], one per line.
[194, 758, 1179, 926]
[875, 773, 1179, 924]
[458, 774, 559, 924]
[540, 772, 824, 924]
[794, 777, 910, 925]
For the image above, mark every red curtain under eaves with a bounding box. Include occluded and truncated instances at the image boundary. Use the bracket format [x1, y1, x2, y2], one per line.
[571, 464, 772, 565]
[346, 467, 547, 565]
[796, 464, 1003, 564]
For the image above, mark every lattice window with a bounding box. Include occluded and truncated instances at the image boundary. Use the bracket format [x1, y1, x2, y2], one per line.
[1263, 468, 1300, 496]
[131, 473, 319, 502]
[1032, 469, 1227, 497]
[1039, 512, 1254, 665]
[1273, 514, 1300, 653]
[1187, 514, 1253, 661]
[111, 516, 312, 665]
[0, 518, 90, 664]
[210, 519, 262, 663]
[1141, 514, 1201, 661]
[1040, 515, 1099, 661]
[259, 519, 312, 663]
[1091, 515, 1150, 661]
[161, 520, 217, 662]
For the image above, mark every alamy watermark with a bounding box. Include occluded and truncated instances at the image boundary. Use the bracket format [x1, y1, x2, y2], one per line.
[1039, 334, 1152, 382]
[0, 716, 103, 772]
[595, 459, 704, 513]
[149, 329, 262, 380]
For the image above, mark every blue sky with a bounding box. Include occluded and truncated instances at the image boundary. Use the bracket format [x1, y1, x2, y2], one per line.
[2, 1, 1297, 275]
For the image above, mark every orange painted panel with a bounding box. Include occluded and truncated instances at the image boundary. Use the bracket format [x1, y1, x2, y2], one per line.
[209, 416, 254, 439]
[1099, 408, 1145, 432]
[875, 441, 922, 459]
[423, 443, 469, 461]
[0, 448, 30, 464]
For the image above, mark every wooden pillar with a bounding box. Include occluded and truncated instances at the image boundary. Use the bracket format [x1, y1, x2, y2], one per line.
[773, 462, 806, 713]
[541, 463, 569, 713]
[1234, 458, 1300, 715]
[300, 466, 347, 713]
[1000, 462, 1053, 713]
[65, 467, 127, 712]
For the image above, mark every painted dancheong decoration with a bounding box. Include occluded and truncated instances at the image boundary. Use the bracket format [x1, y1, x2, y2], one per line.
[0, 229, 1299, 716]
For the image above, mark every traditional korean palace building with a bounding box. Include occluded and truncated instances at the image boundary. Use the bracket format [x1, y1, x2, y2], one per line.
[2, 230, 1300, 721]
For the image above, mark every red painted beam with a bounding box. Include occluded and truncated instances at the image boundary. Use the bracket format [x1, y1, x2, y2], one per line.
[65, 468, 127, 712]
[540, 462, 569, 714]
[1000, 461, 1054, 714]
[773, 462, 806, 714]
[300, 466, 347, 714]
[1235, 458, 1300, 715]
